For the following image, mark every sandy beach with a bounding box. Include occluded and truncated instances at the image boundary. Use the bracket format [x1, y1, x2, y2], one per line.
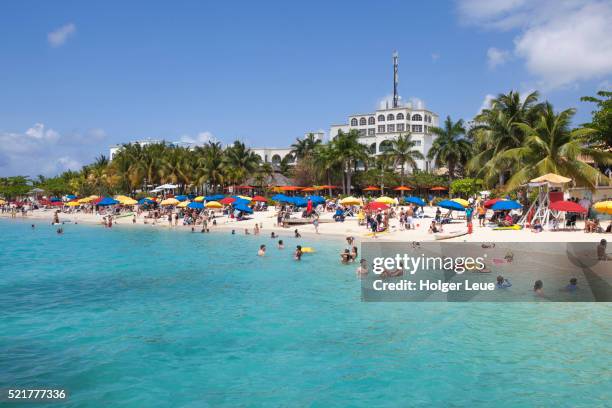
[3, 205, 609, 243]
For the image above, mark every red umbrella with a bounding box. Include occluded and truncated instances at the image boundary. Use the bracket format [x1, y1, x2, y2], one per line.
[235, 185, 254, 190]
[363, 186, 380, 191]
[301, 187, 317, 192]
[429, 186, 448, 191]
[251, 195, 267, 202]
[219, 197, 236, 205]
[550, 200, 587, 213]
[484, 198, 503, 209]
[393, 186, 413, 191]
[365, 202, 389, 210]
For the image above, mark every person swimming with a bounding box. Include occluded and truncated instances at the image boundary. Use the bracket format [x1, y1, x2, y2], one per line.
[278, 239, 284, 249]
[244, 229, 250, 235]
[231, 229, 235, 235]
[356, 259, 368, 277]
[258, 244, 266, 256]
[271, 232, 276, 239]
[340, 249, 351, 264]
[294, 245, 303, 261]
[56, 227, 63, 234]
[533, 280, 544, 296]
[496, 275, 512, 289]
[565, 278, 578, 292]
[294, 229, 301, 238]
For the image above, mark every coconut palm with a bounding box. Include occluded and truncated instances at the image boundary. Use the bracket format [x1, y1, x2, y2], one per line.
[428, 116, 472, 180]
[386, 133, 424, 192]
[497, 103, 612, 190]
[224, 141, 261, 184]
[290, 133, 322, 159]
[313, 143, 341, 196]
[332, 130, 369, 194]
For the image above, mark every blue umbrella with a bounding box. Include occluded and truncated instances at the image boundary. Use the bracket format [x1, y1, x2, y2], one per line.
[187, 194, 196, 199]
[307, 195, 325, 205]
[271, 194, 287, 202]
[98, 197, 119, 206]
[138, 198, 155, 205]
[205, 194, 224, 201]
[50, 197, 61, 202]
[65, 194, 76, 200]
[404, 196, 426, 207]
[234, 203, 253, 214]
[438, 199, 466, 211]
[233, 197, 250, 206]
[491, 200, 522, 211]
[187, 202, 204, 209]
[175, 195, 188, 201]
[292, 197, 308, 207]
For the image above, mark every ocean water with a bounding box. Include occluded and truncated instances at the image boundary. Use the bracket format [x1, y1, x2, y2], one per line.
[1, 219, 611, 407]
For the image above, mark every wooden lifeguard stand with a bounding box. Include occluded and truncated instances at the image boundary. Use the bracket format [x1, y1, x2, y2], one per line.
[518, 173, 572, 228]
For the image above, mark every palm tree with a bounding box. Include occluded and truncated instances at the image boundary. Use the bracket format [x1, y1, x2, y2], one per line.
[428, 116, 472, 180]
[332, 130, 369, 194]
[496, 103, 612, 190]
[224, 141, 261, 185]
[469, 90, 544, 186]
[313, 143, 341, 196]
[387, 133, 424, 192]
[290, 133, 322, 159]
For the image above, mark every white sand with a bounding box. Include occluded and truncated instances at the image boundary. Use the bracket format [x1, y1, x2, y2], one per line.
[2, 206, 609, 243]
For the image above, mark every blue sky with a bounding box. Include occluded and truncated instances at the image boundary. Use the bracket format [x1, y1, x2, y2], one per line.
[1, 0, 611, 176]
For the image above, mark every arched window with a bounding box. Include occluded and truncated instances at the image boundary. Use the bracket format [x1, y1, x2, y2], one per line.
[369, 143, 377, 154]
[286, 155, 295, 163]
[359, 117, 366, 126]
[396, 113, 404, 120]
[379, 140, 393, 153]
[351, 118, 358, 126]
[368, 116, 375, 125]
[271, 154, 282, 165]
[387, 114, 395, 121]
[377, 114, 385, 122]
[412, 114, 422, 121]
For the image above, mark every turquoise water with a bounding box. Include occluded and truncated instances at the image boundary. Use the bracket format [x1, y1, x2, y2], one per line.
[1, 219, 611, 407]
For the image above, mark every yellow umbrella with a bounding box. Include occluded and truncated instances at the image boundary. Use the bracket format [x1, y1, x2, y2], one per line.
[66, 201, 81, 207]
[375, 196, 396, 205]
[452, 198, 469, 207]
[122, 198, 138, 205]
[194, 196, 205, 202]
[205, 201, 223, 209]
[339, 196, 363, 206]
[177, 200, 190, 208]
[0, 199, 6, 205]
[237, 195, 252, 201]
[160, 198, 179, 206]
[114, 195, 130, 202]
[593, 201, 612, 215]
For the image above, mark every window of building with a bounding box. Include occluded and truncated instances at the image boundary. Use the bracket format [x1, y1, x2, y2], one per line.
[412, 125, 423, 133]
[358, 129, 366, 136]
[367, 128, 375, 136]
[379, 140, 393, 153]
[271, 154, 282, 165]
[414, 140, 421, 146]
[368, 116, 375, 125]
[350, 118, 358, 126]
[387, 114, 395, 121]
[396, 113, 404, 120]
[369, 143, 376, 154]
[397, 123, 405, 132]
[359, 117, 366, 126]
[378, 125, 385, 133]
[387, 124, 395, 132]
[424, 126, 428, 133]
[412, 114, 422, 121]
[377, 114, 385, 122]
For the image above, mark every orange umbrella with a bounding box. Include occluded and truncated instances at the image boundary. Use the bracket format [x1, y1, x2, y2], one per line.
[363, 186, 381, 191]
[316, 185, 338, 190]
[301, 187, 317, 192]
[279, 186, 302, 191]
[429, 186, 448, 191]
[393, 186, 412, 191]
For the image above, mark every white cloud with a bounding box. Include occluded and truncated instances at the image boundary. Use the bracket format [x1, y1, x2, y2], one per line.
[0, 123, 107, 176]
[487, 47, 510, 69]
[179, 131, 217, 146]
[47, 23, 76, 47]
[478, 94, 495, 114]
[457, 0, 612, 89]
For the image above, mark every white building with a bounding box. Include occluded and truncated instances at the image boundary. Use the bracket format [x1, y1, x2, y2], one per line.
[329, 105, 439, 171]
[251, 131, 324, 166]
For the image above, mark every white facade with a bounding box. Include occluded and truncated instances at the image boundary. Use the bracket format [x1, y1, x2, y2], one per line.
[251, 131, 324, 165]
[330, 106, 439, 171]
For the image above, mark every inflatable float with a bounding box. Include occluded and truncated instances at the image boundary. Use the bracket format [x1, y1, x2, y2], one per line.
[493, 225, 523, 230]
[301, 247, 315, 253]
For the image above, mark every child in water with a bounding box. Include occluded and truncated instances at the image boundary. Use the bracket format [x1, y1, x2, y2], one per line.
[294, 245, 303, 261]
[258, 244, 266, 256]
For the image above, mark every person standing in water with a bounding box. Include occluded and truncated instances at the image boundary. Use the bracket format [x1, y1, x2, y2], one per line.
[258, 244, 266, 256]
[294, 245, 303, 261]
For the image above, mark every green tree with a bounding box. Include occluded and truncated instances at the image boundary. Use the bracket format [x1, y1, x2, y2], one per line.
[386, 133, 424, 193]
[581, 90, 612, 149]
[428, 116, 472, 180]
[331, 130, 369, 194]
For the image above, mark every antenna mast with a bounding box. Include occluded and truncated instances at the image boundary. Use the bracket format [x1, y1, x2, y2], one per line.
[392, 51, 399, 108]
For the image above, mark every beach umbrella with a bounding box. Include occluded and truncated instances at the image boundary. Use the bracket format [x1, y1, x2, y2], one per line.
[121, 198, 138, 205]
[339, 196, 363, 206]
[316, 185, 338, 190]
[219, 197, 236, 205]
[365, 202, 389, 211]
[194, 196, 205, 202]
[160, 198, 179, 206]
[301, 187, 317, 192]
[251, 195, 267, 202]
[438, 200, 466, 211]
[50, 197, 62, 202]
[205, 201, 223, 208]
[205, 194, 225, 201]
[175, 195, 188, 201]
[404, 196, 426, 207]
[177, 201, 190, 208]
[138, 198, 155, 205]
[375, 196, 396, 205]
[451, 198, 469, 207]
[0, 199, 6, 205]
[65, 194, 77, 200]
[234, 203, 253, 214]
[279, 186, 302, 191]
[292, 197, 308, 207]
[393, 186, 412, 191]
[66, 201, 80, 207]
[484, 198, 503, 208]
[271, 194, 288, 202]
[430, 186, 448, 191]
[236, 195, 252, 201]
[593, 201, 612, 215]
[307, 195, 325, 205]
[549, 200, 587, 213]
[363, 186, 380, 191]
[187, 202, 204, 209]
[530, 173, 572, 184]
[98, 197, 120, 206]
[491, 200, 522, 211]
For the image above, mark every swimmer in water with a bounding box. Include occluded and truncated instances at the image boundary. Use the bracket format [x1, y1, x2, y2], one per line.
[56, 227, 63, 234]
[278, 240, 284, 249]
[294, 229, 301, 238]
[231, 230, 235, 235]
[533, 280, 544, 297]
[340, 249, 351, 264]
[564, 278, 578, 292]
[244, 229, 250, 235]
[258, 244, 266, 256]
[356, 259, 368, 277]
[271, 232, 276, 239]
[496, 275, 512, 289]
[294, 245, 303, 261]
